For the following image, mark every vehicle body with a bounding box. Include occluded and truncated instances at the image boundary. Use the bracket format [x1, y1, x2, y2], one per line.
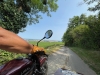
[0, 30, 53, 75]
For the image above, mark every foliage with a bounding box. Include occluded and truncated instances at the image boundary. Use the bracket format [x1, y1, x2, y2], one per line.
[0, 0, 58, 33]
[62, 13, 100, 49]
[0, 0, 28, 33]
[29, 41, 63, 48]
[62, 31, 74, 46]
[70, 25, 89, 47]
[83, 0, 100, 12]
[0, 49, 26, 65]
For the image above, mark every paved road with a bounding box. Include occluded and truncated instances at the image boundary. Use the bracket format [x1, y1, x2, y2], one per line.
[47, 47, 97, 75]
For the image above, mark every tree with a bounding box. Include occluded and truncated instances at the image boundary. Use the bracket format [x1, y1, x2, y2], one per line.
[62, 31, 74, 46]
[79, 14, 87, 24]
[86, 13, 100, 49]
[68, 16, 80, 29]
[68, 14, 87, 30]
[83, 0, 100, 12]
[62, 13, 100, 49]
[0, 1, 28, 33]
[70, 25, 90, 47]
[0, 0, 58, 33]
[62, 14, 87, 46]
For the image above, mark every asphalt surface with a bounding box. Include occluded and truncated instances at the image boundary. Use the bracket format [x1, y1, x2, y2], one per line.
[47, 47, 97, 75]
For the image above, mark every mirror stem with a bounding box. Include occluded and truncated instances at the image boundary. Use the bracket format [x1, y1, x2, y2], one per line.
[37, 37, 45, 46]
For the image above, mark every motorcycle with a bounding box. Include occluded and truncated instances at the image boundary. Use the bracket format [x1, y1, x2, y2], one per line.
[0, 30, 83, 75]
[0, 30, 53, 75]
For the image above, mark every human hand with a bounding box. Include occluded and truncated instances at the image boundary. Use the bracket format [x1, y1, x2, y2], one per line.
[31, 45, 45, 54]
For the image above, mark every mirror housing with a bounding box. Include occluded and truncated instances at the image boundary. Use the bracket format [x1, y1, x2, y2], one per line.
[44, 30, 53, 39]
[37, 30, 53, 46]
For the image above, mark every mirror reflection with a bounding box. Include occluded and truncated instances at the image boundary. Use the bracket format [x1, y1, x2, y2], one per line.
[45, 30, 53, 39]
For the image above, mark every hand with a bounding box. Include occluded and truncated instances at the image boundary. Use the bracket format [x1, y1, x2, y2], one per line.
[31, 45, 45, 54]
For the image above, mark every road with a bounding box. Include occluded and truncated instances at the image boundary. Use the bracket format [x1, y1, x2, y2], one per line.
[47, 47, 97, 75]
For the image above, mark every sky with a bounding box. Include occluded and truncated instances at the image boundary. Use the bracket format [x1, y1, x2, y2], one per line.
[18, 0, 97, 41]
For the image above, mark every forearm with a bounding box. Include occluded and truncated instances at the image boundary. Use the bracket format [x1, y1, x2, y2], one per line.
[0, 27, 32, 54]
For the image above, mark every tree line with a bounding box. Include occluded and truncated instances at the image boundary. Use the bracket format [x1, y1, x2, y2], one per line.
[62, 0, 100, 49]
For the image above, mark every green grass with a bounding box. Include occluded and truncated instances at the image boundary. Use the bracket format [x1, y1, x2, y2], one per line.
[0, 50, 26, 65]
[29, 41, 63, 48]
[29, 41, 64, 54]
[0, 41, 64, 65]
[69, 47, 100, 75]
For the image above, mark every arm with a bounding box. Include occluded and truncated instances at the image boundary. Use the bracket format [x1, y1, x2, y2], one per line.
[0, 27, 33, 54]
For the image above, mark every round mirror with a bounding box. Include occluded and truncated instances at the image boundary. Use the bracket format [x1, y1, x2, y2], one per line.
[44, 30, 53, 39]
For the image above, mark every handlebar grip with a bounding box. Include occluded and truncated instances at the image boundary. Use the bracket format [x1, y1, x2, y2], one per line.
[34, 51, 46, 56]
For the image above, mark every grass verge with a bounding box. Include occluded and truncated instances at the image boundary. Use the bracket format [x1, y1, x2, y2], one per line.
[69, 47, 100, 75]
[45, 44, 63, 54]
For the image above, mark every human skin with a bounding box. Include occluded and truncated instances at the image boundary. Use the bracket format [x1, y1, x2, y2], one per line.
[0, 27, 33, 54]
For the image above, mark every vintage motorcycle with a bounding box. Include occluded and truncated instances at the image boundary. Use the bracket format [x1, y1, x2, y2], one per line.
[0, 30, 83, 75]
[0, 30, 53, 75]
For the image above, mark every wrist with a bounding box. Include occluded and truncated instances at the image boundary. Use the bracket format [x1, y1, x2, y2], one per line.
[29, 44, 33, 54]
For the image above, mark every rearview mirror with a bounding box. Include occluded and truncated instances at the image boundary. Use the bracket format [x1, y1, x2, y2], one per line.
[37, 30, 53, 46]
[44, 30, 53, 39]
